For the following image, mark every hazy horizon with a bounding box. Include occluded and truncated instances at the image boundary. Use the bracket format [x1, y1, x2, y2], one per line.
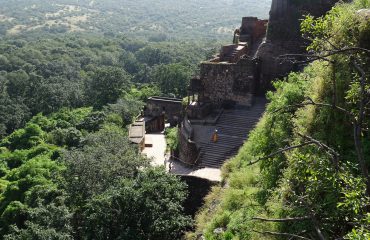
[0, 0, 272, 40]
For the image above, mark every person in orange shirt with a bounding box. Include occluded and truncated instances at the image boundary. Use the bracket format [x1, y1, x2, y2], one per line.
[212, 129, 219, 143]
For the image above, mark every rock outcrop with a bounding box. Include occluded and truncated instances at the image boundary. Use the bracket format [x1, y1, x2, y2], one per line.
[256, 0, 340, 91]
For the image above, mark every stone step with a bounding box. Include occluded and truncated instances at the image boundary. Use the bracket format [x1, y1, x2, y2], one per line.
[216, 127, 251, 138]
[198, 152, 235, 168]
[195, 99, 267, 169]
[198, 134, 245, 145]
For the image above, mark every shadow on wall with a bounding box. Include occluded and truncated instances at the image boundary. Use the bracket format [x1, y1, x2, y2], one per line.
[179, 175, 217, 217]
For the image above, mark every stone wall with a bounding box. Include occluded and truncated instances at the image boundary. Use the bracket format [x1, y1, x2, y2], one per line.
[145, 97, 183, 125]
[179, 175, 217, 217]
[200, 57, 257, 107]
[220, 44, 248, 63]
[178, 120, 199, 165]
[240, 17, 268, 45]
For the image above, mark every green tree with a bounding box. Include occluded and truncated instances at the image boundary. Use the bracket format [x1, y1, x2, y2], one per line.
[87, 66, 132, 109]
[82, 168, 191, 240]
[151, 63, 191, 97]
[61, 129, 149, 205]
[4, 187, 73, 240]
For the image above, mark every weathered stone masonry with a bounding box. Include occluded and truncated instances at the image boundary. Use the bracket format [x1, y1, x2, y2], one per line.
[200, 57, 258, 107]
[178, 118, 199, 165]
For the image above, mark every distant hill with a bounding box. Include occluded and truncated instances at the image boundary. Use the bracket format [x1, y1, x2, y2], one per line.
[0, 0, 272, 40]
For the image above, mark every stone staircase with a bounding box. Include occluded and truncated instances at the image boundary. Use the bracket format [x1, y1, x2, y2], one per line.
[223, 47, 239, 62]
[195, 98, 267, 169]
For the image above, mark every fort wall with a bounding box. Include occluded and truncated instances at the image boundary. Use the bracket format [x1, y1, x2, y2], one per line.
[200, 57, 257, 107]
[178, 119, 199, 165]
[144, 97, 183, 126]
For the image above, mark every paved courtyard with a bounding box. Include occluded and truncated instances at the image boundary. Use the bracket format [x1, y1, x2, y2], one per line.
[142, 131, 221, 182]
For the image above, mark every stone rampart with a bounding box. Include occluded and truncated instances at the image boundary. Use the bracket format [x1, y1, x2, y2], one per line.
[200, 57, 257, 107]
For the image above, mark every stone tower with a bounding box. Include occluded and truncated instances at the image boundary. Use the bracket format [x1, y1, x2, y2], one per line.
[256, 0, 340, 92]
[270, 0, 288, 18]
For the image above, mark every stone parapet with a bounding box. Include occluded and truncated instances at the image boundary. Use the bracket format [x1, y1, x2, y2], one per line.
[178, 121, 199, 165]
[200, 57, 257, 107]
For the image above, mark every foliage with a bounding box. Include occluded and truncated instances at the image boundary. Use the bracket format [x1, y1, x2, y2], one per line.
[87, 66, 131, 109]
[125, 84, 161, 102]
[82, 168, 191, 240]
[0, 106, 192, 239]
[0, 34, 211, 136]
[151, 63, 192, 97]
[165, 127, 179, 151]
[4, 188, 73, 240]
[61, 128, 150, 204]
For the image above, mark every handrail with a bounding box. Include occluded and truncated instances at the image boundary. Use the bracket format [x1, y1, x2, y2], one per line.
[193, 150, 202, 166]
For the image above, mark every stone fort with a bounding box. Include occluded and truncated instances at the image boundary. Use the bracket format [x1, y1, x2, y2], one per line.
[179, 16, 268, 168]
[177, 0, 339, 168]
[136, 0, 340, 169]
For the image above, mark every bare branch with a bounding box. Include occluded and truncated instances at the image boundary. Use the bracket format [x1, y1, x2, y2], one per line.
[351, 59, 370, 196]
[252, 216, 311, 222]
[278, 54, 335, 64]
[247, 141, 315, 166]
[278, 47, 370, 65]
[271, 97, 354, 119]
[253, 230, 312, 240]
[298, 133, 340, 171]
[305, 97, 353, 117]
[311, 216, 327, 240]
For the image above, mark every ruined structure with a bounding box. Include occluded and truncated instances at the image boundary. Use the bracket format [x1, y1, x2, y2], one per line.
[140, 0, 340, 169]
[179, 17, 268, 167]
[143, 96, 183, 133]
[187, 17, 267, 113]
[178, 0, 340, 168]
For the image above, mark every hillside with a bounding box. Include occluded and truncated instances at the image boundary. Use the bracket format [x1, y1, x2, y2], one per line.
[190, 0, 370, 239]
[0, 0, 271, 40]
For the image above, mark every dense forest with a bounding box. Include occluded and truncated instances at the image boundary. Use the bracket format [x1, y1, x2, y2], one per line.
[190, 0, 370, 239]
[0, 32, 205, 240]
[0, 35, 213, 137]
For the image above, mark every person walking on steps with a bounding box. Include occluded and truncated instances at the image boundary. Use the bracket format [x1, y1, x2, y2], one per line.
[211, 129, 219, 143]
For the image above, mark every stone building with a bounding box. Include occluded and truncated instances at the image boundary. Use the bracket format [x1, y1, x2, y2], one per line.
[239, 17, 268, 46]
[177, 0, 341, 168]
[143, 96, 183, 132]
[187, 17, 267, 117]
[178, 17, 268, 167]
